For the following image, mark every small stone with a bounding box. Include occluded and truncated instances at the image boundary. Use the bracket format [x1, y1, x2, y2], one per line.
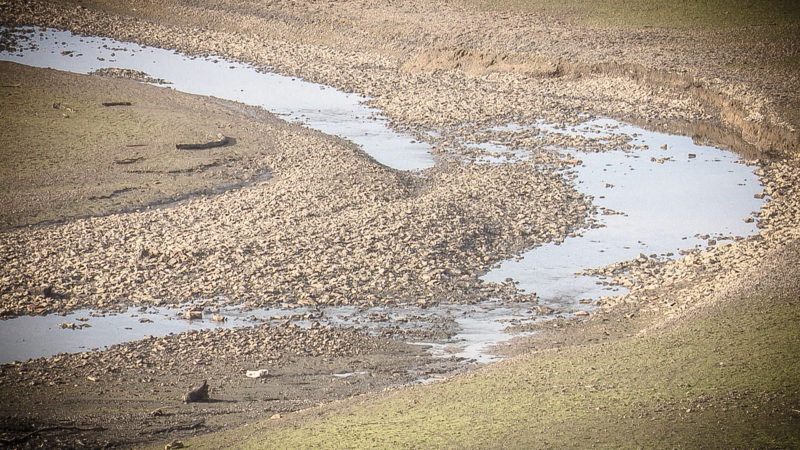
[184, 310, 203, 320]
[183, 380, 209, 403]
[270, 413, 281, 420]
[246, 369, 269, 378]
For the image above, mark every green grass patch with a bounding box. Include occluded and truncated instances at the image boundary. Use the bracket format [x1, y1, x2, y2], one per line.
[187, 290, 800, 448]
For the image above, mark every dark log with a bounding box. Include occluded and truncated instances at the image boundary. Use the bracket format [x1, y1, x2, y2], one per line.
[176, 136, 231, 150]
[101, 101, 132, 106]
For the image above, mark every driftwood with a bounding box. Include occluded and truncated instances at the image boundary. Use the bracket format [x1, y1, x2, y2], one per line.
[183, 380, 209, 403]
[114, 156, 145, 165]
[176, 136, 231, 150]
[101, 101, 132, 107]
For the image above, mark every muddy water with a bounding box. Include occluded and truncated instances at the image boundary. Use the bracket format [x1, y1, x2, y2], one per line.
[0, 28, 765, 364]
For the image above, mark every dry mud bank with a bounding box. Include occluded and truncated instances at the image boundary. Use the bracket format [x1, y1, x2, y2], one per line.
[1, 0, 798, 158]
[0, 0, 799, 448]
[0, 320, 464, 448]
[0, 61, 282, 229]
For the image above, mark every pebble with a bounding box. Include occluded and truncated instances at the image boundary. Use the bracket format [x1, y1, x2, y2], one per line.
[245, 369, 269, 378]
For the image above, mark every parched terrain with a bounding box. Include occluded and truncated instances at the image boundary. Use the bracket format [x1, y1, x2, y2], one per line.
[0, 0, 799, 447]
[0, 60, 592, 316]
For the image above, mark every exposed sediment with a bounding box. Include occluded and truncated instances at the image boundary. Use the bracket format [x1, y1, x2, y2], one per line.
[0, 122, 592, 314]
[1, 0, 799, 448]
[2, 0, 797, 160]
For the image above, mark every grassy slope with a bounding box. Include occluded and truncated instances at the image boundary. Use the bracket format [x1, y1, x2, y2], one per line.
[185, 281, 800, 448]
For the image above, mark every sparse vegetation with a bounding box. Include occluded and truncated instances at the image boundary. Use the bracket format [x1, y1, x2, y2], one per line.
[185, 280, 800, 448]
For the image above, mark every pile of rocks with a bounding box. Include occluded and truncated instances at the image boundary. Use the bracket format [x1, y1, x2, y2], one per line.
[0, 113, 593, 315]
[89, 67, 171, 85]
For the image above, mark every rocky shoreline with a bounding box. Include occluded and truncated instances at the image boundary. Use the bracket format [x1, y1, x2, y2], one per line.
[0, 85, 594, 315]
[1, 0, 799, 447]
[2, 0, 797, 158]
[2, 3, 796, 318]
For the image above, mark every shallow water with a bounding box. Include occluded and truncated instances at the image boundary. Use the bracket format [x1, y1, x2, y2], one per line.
[0, 306, 261, 363]
[0, 29, 765, 364]
[483, 118, 762, 304]
[0, 27, 433, 171]
[0, 301, 539, 364]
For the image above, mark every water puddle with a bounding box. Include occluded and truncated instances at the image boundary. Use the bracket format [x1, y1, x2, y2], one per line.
[0, 301, 541, 364]
[0, 29, 766, 365]
[0, 27, 433, 171]
[483, 119, 762, 304]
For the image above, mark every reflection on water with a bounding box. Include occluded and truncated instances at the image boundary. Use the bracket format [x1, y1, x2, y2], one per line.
[0, 27, 433, 171]
[0, 301, 541, 364]
[483, 118, 762, 304]
[0, 29, 765, 365]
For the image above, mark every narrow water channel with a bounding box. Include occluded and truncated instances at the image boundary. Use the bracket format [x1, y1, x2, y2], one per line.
[1, 27, 434, 170]
[0, 27, 766, 364]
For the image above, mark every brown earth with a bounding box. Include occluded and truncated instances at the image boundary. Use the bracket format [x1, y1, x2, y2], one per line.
[0, 319, 468, 448]
[0, 0, 798, 448]
[0, 61, 284, 230]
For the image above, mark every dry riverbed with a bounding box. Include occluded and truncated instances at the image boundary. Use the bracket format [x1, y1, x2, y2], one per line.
[0, 61, 282, 230]
[1, 0, 799, 448]
[0, 32, 588, 449]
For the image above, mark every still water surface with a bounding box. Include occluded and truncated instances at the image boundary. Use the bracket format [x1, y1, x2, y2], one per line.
[0, 28, 765, 363]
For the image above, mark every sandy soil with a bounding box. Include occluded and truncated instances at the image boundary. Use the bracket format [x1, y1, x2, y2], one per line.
[0, 0, 798, 447]
[0, 62, 286, 229]
[0, 61, 479, 447]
